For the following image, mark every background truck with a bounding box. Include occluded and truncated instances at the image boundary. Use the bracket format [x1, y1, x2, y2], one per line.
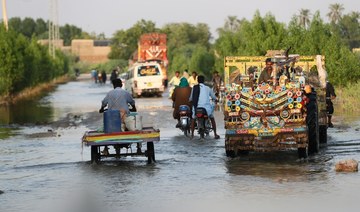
[130, 33, 168, 84]
[223, 51, 328, 158]
[124, 33, 168, 97]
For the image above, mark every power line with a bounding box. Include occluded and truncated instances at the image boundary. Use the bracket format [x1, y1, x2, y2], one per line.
[49, 0, 59, 58]
[2, 0, 8, 31]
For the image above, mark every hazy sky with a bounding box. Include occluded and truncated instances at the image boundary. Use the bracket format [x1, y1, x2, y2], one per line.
[2, 0, 360, 38]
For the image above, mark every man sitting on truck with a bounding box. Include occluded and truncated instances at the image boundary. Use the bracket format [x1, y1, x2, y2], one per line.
[99, 78, 136, 131]
[258, 58, 274, 84]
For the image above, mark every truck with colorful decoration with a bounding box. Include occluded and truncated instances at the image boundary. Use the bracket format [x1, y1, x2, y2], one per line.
[223, 51, 328, 158]
[124, 33, 168, 97]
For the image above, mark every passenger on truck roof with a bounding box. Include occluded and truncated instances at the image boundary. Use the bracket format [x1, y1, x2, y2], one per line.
[258, 58, 274, 84]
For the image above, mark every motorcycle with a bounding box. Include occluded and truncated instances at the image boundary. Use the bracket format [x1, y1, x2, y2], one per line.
[195, 107, 213, 139]
[178, 105, 191, 136]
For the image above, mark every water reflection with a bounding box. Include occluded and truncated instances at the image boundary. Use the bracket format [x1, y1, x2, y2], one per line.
[225, 152, 330, 182]
[0, 98, 54, 126]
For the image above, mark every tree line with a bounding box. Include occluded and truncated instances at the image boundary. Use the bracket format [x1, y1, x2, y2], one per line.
[1, 3, 359, 99]
[110, 4, 360, 86]
[6, 17, 100, 45]
[0, 25, 71, 98]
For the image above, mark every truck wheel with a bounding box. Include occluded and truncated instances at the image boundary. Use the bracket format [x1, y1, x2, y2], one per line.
[91, 146, 100, 164]
[319, 125, 327, 144]
[146, 142, 155, 164]
[298, 147, 308, 159]
[306, 93, 319, 154]
[226, 150, 236, 158]
[238, 150, 249, 156]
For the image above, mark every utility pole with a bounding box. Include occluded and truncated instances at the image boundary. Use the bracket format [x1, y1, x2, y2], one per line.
[49, 0, 59, 58]
[2, 0, 8, 31]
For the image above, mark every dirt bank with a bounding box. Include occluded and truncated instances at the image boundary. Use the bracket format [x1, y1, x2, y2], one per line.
[0, 75, 73, 106]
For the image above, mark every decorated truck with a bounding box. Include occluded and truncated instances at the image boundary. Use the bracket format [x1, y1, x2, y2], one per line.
[125, 33, 168, 97]
[223, 51, 328, 158]
[131, 33, 168, 82]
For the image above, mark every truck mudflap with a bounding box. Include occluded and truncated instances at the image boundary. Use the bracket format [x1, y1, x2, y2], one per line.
[225, 127, 308, 152]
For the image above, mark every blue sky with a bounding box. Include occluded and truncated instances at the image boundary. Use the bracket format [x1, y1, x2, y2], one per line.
[2, 0, 359, 38]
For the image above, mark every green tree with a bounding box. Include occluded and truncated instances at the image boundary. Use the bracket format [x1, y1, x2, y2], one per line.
[34, 18, 48, 39]
[169, 44, 214, 77]
[224, 16, 241, 32]
[21, 17, 37, 38]
[109, 19, 157, 60]
[162, 23, 212, 76]
[338, 12, 360, 49]
[0, 27, 25, 95]
[8, 17, 22, 34]
[60, 24, 84, 46]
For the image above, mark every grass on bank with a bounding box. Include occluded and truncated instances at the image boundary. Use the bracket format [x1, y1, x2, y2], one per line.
[334, 82, 360, 114]
[0, 75, 72, 105]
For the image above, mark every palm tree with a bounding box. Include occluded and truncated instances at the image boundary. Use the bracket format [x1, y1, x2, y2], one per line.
[298, 9, 311, 29]
[327, 3, 344, 24]
[224, 16, 241, 32]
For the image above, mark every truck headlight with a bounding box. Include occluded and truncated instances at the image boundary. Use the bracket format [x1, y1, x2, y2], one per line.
[241, 112, 250, 121]
[280, 110, 290, 119]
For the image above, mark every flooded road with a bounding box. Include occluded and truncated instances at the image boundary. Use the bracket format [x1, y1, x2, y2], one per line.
[1, 75, 360, 212]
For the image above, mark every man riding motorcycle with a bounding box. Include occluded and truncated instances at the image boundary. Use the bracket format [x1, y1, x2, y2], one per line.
[189, 75, 220, 139]
[171, 77, 192, 128]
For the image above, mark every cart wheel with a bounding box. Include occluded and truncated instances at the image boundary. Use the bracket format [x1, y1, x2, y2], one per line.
[91, 146, 100, 164]
[298, 147, 308, 159]
[226, 150, 236, 158]
[146, 142, 155, 164]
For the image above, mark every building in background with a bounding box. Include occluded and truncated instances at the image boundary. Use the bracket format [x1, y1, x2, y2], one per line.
[38, 39, 111, 63]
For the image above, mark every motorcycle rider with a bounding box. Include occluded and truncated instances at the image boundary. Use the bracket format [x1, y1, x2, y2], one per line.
[168, 71, 181, 98]
[172, 77, 192, 128]
[189, 75, 220, 139]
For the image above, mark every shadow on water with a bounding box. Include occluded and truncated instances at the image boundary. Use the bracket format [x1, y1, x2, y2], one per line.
[225, 151, 332, 182]
[0, 96, 54, 139]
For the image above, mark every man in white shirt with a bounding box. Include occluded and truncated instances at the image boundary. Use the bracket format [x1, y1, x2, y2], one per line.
[189, 75, 220, 139]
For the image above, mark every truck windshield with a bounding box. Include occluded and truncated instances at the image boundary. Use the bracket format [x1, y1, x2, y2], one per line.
[137, 65, 160, 77]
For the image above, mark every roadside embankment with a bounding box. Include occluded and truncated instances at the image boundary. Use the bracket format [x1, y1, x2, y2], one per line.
[0, 75, 73, 106]
[335, 82, 360, 114]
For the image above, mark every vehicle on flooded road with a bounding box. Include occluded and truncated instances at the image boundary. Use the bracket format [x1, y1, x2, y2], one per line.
[223, 51, 328, 158]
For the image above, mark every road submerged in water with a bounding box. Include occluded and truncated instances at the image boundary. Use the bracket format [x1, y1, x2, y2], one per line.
[0, 75, 359, 212]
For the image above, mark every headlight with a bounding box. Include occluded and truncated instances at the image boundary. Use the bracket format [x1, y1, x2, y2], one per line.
[241, 112, 250, 121]
[280, 110, 290, 119]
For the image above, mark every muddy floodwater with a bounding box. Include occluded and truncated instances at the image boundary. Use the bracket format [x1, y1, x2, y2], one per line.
[0, 75, 359, 212]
